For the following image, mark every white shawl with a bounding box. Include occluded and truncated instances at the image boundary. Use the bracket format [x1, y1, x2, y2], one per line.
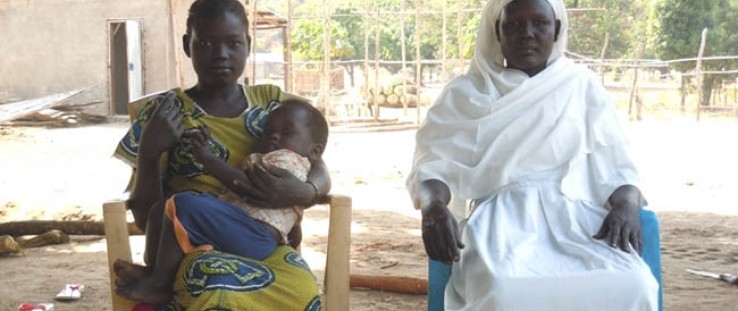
[407, 0, 638, 219]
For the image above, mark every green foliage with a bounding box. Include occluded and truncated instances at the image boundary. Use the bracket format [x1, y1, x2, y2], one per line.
[657, 0, 738, 104]
[709, 0, 738, 69]
[656, 0, 716, 71]
[563, 0, 651, 59]
[287, 0, 484, 68]
[289, 2, 356, 64]
[264, 0, 737, 87]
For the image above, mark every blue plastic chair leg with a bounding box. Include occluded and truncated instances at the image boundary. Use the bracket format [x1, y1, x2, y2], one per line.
[428, 259, 451, 311]
[640, 209, 663, 311]
[427, 209, 663, 311]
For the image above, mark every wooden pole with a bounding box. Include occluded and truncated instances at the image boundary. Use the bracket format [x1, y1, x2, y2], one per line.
[627, 43, 643, 120]
[400, 0, 409, 116]
[249, 0, 258, 85]
[322, 0, 332, 117]
[732, 78, 738, 117]
[167, 0, 184, 87]
[285, 0, 294, 93]
[455, 0, 464, 67]
[680, 73, 686, 114]
[441, 0, 447, 85]
[415, 0, 422, 125]
[598, 33, 610, 84]
[695, 28, 708, 121]
[364, 0, 370, 116]
[374, 8, 381, 119]
[724, 81, 728, 107]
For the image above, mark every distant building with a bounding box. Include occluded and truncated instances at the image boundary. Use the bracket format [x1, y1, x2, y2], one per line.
[0, 0, 287, 116]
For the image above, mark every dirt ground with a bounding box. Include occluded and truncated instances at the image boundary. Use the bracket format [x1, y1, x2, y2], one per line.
[1, 114, 738, 310]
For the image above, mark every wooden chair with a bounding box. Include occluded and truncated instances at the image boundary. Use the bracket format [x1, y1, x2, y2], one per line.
[103, 194, 351, 311]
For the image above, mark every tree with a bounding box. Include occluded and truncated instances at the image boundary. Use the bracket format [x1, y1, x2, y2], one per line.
[564, 0, 649, 59]
[288, 0, 484, 87]
[657, 0, 738, 106]
[291, 1, 356, 63]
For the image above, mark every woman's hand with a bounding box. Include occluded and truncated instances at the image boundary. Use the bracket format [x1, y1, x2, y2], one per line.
[128, 93, 183, 229]
[422, 201, 465, 264]
[235, 164, 314, 208]
[418, 179, 464, 264]
[139, 92, 184, 160]
[593, 185, 645, 254]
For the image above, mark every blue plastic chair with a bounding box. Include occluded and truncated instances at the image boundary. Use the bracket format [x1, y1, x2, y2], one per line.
[428, 209, 663, 311]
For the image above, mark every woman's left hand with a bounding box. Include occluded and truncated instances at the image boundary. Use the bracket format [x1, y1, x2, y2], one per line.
[236, 163, 313, 208]
[593, 185, 646, 254]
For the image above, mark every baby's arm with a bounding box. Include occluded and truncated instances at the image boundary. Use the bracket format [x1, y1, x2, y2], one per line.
[190, 126, 247, 193]
[233, 150, 312, 208]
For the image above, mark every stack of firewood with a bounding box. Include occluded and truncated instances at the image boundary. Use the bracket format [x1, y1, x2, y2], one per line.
[365, 74, 430, 108]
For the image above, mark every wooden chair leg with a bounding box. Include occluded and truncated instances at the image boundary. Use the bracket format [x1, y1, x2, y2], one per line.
[324, 195, 352, 311]
[103, 200, 139, 311]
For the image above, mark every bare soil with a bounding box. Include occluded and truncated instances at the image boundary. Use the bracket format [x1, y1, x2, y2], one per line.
[1, 117, 738, 310]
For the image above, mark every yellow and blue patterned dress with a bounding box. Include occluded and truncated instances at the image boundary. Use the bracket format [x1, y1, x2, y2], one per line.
[115, 84, 321, 311]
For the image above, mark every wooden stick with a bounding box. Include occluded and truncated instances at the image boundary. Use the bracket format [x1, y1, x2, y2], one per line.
[374, 8, 381, 120]
[415, 0, 422, 125]
[598, 33, 610, 84]
[350, 274, 428, 295]
[696, 28, 708, 121]
[400, 0, 408, 116]
[628, 42, 644, 120]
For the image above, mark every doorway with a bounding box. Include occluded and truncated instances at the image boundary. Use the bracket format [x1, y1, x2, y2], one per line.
[109, 20, 143, 115]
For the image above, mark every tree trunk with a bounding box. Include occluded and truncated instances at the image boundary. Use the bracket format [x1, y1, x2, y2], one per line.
[702, 76, 715, 107]
[0, 220, 143, 236]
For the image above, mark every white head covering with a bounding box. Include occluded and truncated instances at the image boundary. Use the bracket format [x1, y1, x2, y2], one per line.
[470, 0, 569, 95]
[407, 0, 637, 219]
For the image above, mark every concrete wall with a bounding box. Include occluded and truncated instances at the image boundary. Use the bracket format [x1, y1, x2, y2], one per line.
[0, 0, 178, 115]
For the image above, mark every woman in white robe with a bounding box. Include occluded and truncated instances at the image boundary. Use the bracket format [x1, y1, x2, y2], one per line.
[406, 0, 659, 310]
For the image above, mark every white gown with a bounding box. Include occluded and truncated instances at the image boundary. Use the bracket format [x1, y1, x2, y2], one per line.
[445, 170, 659, 311]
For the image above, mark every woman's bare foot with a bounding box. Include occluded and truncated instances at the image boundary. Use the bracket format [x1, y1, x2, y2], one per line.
[115, 276, 173, 305]
[113, 259, 149, 286]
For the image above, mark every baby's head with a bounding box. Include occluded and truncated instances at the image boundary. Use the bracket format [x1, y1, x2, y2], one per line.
[258, 99, 329, 162]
